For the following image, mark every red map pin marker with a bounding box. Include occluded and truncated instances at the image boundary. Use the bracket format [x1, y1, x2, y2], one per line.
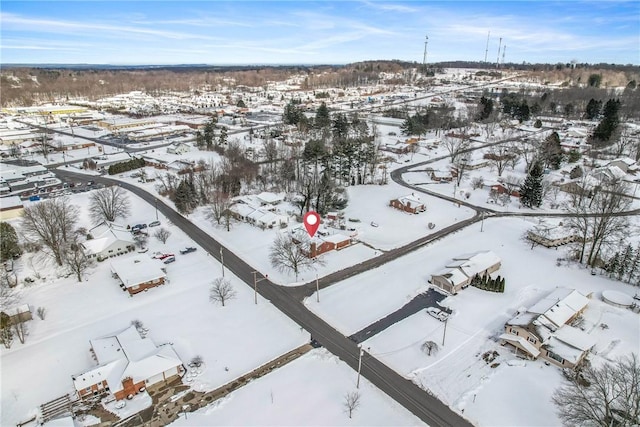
[303, 211, 320, 238]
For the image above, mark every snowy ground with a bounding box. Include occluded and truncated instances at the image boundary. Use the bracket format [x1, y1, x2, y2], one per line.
[306, 216, 640, 426]
[169, 349, 425, 427]
[0, 190, 307, 426]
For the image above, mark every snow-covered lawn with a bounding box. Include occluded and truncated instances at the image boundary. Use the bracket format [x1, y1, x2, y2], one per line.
[306, 216, 640, 426]
[170, 349, 425, 427]
[0, 191, 306, 427]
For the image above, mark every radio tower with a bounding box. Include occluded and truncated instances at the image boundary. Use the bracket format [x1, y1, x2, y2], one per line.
[496, 37, 502, 68]
[422, 35, 429, 73]
[502, 45, 507, 66]
[484, 31, 490, 63]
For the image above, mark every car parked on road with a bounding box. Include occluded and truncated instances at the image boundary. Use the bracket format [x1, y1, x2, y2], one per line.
[153, 252, 175, 260]
[163, 256, 176, 264]
[148, 220, 161, 227]
[426, 307, 449, 322]
[180, 247, 197, 255]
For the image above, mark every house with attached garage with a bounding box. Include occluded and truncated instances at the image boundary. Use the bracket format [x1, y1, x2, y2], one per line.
[82, 222, 135, 261]
[110, 256, 167, 296]
[72, 325, 184, 400]
[430, 251, 501, 294]
[389, 193, 426, 214]
[500, 287, 594, 368]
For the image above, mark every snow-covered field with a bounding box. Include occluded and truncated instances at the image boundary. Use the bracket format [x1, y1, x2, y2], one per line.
[0, 191, 307, 427]
[170, 349, 425, 427]
[306, 216, 640, 426]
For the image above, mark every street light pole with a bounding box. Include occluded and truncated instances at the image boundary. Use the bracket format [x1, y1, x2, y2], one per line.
[316, 274, 320, 303]
[155, 199, 159, 221]
[480, 211, 485, 232]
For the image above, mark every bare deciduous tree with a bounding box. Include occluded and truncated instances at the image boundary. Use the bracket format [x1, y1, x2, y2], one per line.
[12, 318, 27, 344]
[207, 191, 232, 226]
[153, 227, 171, 244]
[209, 277, 236, 307]
[485, 146, 515, 177]
[566, 179, 632, 267]
[552, 354, 640, 427]
[89, 185, 131, 223]
[421, 340, 439, 356]
[63, 235, 95, 282]
[36, 307, 46, 320]
[21, 197, 79, 266]
[442, 134, 471, 163]
[269, 233, 324, 281]
[343, 391, 361, 419]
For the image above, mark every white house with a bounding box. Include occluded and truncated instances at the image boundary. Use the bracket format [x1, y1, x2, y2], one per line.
[166, 142, 191, 155]
[501, 288, 594, 368]
[72, 325, 184, 400]
[82, 223, 135, 260]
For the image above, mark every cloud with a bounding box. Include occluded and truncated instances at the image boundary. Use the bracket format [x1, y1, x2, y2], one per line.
[360, 1, 418, 13]
[0, 12, 214, 41]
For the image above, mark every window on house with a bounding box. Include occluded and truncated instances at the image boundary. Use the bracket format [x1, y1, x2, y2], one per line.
[86, 387, 91, 392]
[527, 337, 536, 344]
[547, 350, 564, 364]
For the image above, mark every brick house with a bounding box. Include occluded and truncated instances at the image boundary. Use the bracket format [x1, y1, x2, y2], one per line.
[500, 288, 594, 368]
[290, 228, 351, 258]
[110, 256, 167, 296]
[72, 325, 184, 400]
[389, 194, 426, 214]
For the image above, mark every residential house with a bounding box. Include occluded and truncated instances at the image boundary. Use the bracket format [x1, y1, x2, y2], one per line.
[110, 256, 167, 296]
[0, 195, 24, 220]
[72, 325, 184, 400]
[82, 222, 135, 260]
[166, 142, 191, 155]
[425, 168, 455, 183]
[389, 193, 426, 214]
[430, 251, 502, 294]
[290, 227, 351, 258]
[607, 158, 637, 174]
[500, 288, 594, 368]
[527, 222, 581, 248]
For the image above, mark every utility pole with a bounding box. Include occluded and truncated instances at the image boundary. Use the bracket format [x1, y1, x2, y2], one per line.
[316, 274, 320, 303]
[442, 318, 448, 346]
[356, 344, 364, 388]
[496, 37, 502, 69]
[155, 199, 159, 221]
[220, 247, 225, 278]
[484, 31, 491, 63]
[252, 271, 267, 305]
[480, 211, 485, 232]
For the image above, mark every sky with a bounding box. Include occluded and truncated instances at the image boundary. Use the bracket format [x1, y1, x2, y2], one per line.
[1, 1, 639, 65]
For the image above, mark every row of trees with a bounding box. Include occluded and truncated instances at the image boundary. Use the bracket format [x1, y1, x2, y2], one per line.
[470, 274, 506, 293]
[107, 157, 146, 175]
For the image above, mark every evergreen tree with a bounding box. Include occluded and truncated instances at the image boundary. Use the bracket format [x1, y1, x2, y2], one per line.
[585, 98, 602, 120]
[627, 244, 640, 283]
[618, 244, 635, 281]
[542, 132, 564, 169]
[477, 96, 494, 121]
[592, 99, 621, 145]
[605, 252, 620, 277]
[520, 161, 544, 208]
[315, 102, 330, 129]
[0, 222, 20, 261]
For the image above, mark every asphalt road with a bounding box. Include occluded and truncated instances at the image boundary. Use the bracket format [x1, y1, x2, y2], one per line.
[53, 168, 472, 427]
